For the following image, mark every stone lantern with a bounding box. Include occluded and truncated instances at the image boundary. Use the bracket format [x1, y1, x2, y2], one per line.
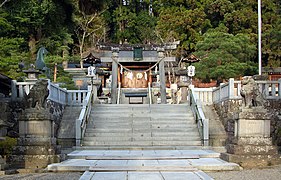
[177, 54, 200, 103]
[23, 64, 41, 82]
[83, 53, 102, 102]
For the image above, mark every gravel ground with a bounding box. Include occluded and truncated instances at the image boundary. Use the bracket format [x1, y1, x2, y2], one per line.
[0, 165, 281, 180]
[207, 164, 281, 180]
[0, 172, 81, 180]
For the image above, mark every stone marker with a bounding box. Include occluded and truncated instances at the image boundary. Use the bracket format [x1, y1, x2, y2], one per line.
[8, 79, 61, 169]
[221, 76, 281, 168]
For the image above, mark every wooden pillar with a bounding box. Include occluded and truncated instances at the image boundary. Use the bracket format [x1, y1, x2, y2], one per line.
[158, 48, 166, 104]
[118, 67, 121, 84]
[111, 49, 119, 104]
[149, 70, 152, 84]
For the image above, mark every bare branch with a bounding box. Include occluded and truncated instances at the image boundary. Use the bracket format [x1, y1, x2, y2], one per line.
[0, 0, 10, 8]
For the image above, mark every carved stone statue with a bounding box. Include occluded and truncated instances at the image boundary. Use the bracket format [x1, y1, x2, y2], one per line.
[25, 79, 49, 109]
[240, 76, 266, 108]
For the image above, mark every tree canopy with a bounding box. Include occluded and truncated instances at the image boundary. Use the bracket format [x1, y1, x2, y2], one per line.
[0, 0, 280, 82]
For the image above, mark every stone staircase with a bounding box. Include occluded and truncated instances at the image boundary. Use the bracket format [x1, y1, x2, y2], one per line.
[47, 104, 241, 179]
[82, 104, 202, 149]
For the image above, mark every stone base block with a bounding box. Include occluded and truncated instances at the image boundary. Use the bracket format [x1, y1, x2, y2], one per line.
[17, 137, 56, 146]
[226, 144, 278, 155]
[0, 157, 6, 169]
[233, 137, 273, 146]
[221, 153, 281, 168]
[209, 135, 226, 147]
[12, 146, 60, 155]
[7, 154, 61, 169]
[57, 138, 76, 148]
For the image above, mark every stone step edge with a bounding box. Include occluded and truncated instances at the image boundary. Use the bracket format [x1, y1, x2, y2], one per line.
[81, 155, 199, 160]
[88, 166, 199, 172]
[74, 145, 205, 149]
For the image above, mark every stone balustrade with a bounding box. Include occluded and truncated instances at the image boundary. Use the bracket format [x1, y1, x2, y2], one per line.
[11, 80, 90, 106]
[192, 78, 281, 105]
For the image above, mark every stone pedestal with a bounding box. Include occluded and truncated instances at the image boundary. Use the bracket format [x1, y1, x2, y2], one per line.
[221, 108, 281, 168]
[177, 81, 189, 104]
[88, 78, 101, 103]
[8, 109, 61, 169]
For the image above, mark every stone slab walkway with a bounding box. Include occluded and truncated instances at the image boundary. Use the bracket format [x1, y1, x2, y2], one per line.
[47, 150, 241, 179]
[79, 171, 212, 180]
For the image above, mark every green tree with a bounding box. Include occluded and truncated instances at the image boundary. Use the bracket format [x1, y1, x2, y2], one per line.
[0, 38, 29, 80]
[156, 6, 211, 52]
[194, 29, 257, 82]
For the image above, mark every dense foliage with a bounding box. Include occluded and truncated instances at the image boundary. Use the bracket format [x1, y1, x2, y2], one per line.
[0, 0, 280, 82]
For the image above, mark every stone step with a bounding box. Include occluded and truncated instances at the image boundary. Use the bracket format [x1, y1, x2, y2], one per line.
[48, 159, 240, 172]
[88, 123, 197, 129]
[91, 110, 192, 114]
[82, 136, 201, 142]
[82, 141, 202, 146]
[85, 127, 198, 133]
[90, 116, 194, 120]
[47, 150, 240, 173]
[74, 146, 205, 150]
[84, 132, 200, 137]
[66, 150, 220, 159]
[88, 122, 196, 126]
[90, 114, 193, 119]
[89, 118, 195, 123]
[93, 104, 189, 108]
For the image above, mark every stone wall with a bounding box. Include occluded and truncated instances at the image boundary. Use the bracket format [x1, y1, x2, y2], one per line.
[46, 100, 65, 138]
[214, 99, 281, 150]
[214, 99, 242, 145]
[269, 100, 281, 149]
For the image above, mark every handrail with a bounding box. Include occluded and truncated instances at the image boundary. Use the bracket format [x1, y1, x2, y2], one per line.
[75, 90, 92, 146]
[189, 86, 209, 146]
[67, 90, 89, 106]
[48, 80, 68, 105]
[148, 82, 152, 104]
[117, 82, 121, 104]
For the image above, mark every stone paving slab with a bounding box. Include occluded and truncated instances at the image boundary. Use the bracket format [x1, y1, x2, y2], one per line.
[85, 155, 199, 160]
[67, 150, 220, 159]
[48, 158, 240, 172]
[79, 171, 214, 180]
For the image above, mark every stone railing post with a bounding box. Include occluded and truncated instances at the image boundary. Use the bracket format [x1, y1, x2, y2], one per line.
[278, 79, 281, 98]
[158, 47, 166, 104]
[111, 48, 119, 104]
[228, 78, 234, 99]
[219, 83, 224, 102]
[11, 80, 17, 101]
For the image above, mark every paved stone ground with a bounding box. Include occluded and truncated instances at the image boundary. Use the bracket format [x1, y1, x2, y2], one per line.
[0, 165, 280, 180]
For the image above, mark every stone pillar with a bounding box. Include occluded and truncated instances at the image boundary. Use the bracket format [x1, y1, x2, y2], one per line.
[158, 48, 166, 104]
[88, 77, 101, 103]
[221, 107, 281, 168]
[8, 109, 61, 169]
[178, 76, 189, 103]
[111, 49, 119, 104]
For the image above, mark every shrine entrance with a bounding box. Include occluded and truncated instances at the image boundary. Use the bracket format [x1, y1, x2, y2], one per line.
[121, 71, 148, 88]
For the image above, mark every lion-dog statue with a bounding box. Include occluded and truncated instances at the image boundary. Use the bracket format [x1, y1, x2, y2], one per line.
[25, 79, 49, 109]
[240, 76, 266, 108]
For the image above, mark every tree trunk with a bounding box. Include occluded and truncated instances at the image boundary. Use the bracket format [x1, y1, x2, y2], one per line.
[28, 35, 37, 60]
[80, 31, 86, 68]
